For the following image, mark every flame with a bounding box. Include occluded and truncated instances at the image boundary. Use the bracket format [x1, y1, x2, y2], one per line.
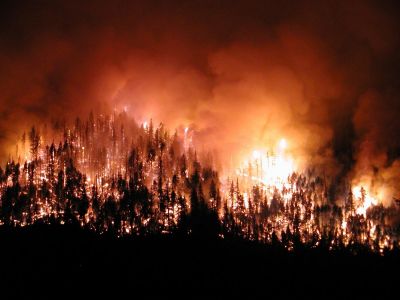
[237, 138, 295, 192]
[183, 127, 192, 150]
[352, 185, 378, 216]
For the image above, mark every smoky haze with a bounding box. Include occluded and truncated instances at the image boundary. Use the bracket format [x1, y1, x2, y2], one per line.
[1, 0, 400, 203]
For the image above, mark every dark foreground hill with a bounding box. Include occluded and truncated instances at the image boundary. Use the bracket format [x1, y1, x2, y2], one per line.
[0, 223, 398, 299]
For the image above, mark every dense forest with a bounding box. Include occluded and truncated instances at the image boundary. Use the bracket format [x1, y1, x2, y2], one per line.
[1, 112, 400, 254]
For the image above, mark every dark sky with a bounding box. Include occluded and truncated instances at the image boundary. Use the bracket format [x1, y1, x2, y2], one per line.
[1, 0, 400, 201]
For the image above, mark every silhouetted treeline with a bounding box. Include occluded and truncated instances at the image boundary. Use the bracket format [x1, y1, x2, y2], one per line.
[1, 112, 220, 238]
[0, 112, 399, 252]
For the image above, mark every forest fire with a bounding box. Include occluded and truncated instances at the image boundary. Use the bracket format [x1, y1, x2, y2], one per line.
[2, 1, 400, 297]
[0, 112, 398, 254]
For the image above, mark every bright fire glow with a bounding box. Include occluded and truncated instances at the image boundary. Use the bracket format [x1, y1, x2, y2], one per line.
[237, 138, 295, 192]
[279, 138, 287, 150]
[352, 185, 378, 216]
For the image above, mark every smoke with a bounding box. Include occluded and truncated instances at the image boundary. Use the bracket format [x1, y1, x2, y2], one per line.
[1, 0, 400, 202]
[352, 90, 400, 204]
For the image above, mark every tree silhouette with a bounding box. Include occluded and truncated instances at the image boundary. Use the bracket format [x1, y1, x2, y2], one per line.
[0, 111, 395, 254]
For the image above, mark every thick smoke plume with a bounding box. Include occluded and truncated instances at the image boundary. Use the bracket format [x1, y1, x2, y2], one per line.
[1, 0, 400, 203]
